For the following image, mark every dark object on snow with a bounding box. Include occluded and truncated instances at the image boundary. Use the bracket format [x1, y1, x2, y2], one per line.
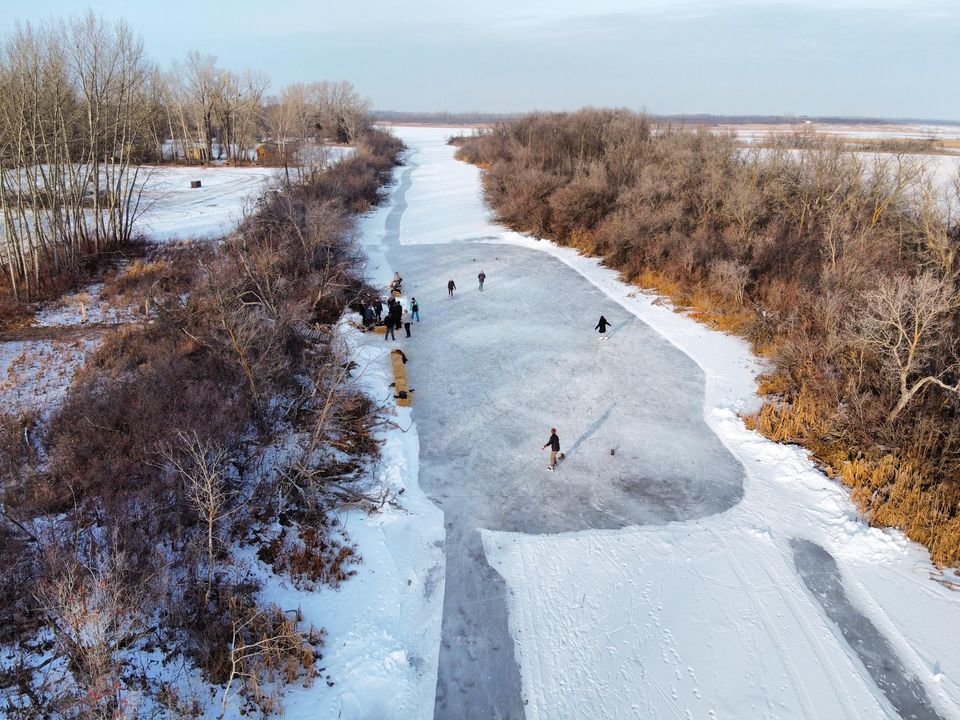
[190, 180, 201, 188]
[447, 279, 456, 296]
[543, 430, 560, 452]
[595, 315, 612, 334]
[389, 301, 402, 329]
[610, 448, 616, 456]
[478, 271, 486, 290]
[396, 350, 408, 364]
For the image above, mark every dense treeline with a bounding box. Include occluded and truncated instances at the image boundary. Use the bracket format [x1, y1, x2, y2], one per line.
[455, 109, 960, 565]
[0, 128, 403, 717]
[0, 12, 369, 302]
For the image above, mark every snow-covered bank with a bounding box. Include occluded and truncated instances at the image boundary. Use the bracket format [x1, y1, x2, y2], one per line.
[252, 323, 445, 720]
[250, 177, 446, 720]
[387, 126, 960, 719]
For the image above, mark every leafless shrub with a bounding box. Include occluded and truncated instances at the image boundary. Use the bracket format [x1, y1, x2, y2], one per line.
[850, 272, 960, 421]
[709, 259, 750, 307]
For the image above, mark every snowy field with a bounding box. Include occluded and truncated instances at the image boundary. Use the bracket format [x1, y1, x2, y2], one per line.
[136, 147, 354, 241]
[341, 125, 960, 720]
[724, 122, 960, 146]
[135, 165, 279, 241]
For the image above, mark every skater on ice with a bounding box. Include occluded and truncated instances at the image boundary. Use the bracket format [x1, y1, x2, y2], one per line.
[448, 279, 457, 297]
[478, 271, 486, 291]
[595, 315, 612, 339]
[543, 428, 561, 470]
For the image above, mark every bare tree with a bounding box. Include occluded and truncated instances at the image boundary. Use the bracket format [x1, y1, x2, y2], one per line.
[34, 530, 157, 719]
[162, 432, 235, 603]
[852, 272, 960, 421]
[220, 602, 309, 718]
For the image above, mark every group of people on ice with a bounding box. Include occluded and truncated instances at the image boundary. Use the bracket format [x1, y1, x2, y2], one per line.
[365, 269, 615, 472]
[361, 273, 420, 340]
[446, 270, 487, 297]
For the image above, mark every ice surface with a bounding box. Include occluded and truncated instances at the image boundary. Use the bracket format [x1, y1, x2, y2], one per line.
[372, 127, 743, 718]
[357, 126, 960, 720]
[791, 539, 943, 720]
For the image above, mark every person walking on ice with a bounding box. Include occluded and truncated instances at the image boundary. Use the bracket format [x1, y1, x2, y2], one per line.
[595, 315, 612, 340]
[411, 297, 420, 322]
[478, 271, 486, 291]
[448, 279, 456, 297]
[543, 428, 561, 471]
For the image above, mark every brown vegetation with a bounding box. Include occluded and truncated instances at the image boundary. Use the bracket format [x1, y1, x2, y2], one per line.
[0, 127, 403, 716]
[455, 110, 960, 566]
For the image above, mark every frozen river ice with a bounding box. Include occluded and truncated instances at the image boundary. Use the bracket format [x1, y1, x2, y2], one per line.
[399, 242, 745, 717]
[377, 138, 743, 717]
[352, 126, 960, 720]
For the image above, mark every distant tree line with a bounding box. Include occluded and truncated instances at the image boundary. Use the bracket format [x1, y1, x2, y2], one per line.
[0, 11, 370, 302]
[455, 109, 960, 565]
[372, 110, 519, 125]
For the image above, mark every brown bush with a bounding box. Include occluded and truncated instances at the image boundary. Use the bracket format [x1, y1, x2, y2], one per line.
[457, 110, 960, 567]
[259, 523, 359, 591]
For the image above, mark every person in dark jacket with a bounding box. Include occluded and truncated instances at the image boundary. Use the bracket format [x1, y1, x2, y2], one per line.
[363, 305, 375, 330]
[411, 297, 420, 322]
[383, 315, 396, 341]
[543, 428, 560, 470]
[374, 298, 383, 322]
[478, 271, 486, 291]
[447, 279, 456, 297]
[389, 300, 402, 330]
[595, 315, 612, 339]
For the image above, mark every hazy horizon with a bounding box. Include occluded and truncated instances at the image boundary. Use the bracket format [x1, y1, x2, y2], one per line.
[2, 0, 958, 121]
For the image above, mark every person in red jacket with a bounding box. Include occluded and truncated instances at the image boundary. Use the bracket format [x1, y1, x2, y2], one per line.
[543, 428, 560, 470]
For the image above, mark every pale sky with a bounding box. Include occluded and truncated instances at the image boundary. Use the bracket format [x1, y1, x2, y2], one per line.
[2, 0, 958, 119]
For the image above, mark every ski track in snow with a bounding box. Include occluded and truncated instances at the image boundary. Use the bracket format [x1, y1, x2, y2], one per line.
[357, 126, 960, 720]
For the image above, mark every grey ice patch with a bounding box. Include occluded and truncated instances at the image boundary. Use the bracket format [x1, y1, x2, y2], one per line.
[791, 538, 944, 720]
[424, 563, 442, 600]
[408, 653, 426, 675]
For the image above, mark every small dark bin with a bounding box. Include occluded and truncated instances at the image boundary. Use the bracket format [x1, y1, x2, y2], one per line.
[190, 180, 202, 189]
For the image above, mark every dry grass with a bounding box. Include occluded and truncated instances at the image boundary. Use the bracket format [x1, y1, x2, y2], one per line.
[258, 524, 360, 591]
[841, 455, 960, 566]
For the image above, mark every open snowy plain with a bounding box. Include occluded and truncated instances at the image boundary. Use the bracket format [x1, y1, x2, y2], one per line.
[335, 126, 960, 720]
